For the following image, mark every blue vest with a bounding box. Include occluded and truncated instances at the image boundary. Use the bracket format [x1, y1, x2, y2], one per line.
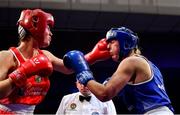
[120, 60, 174, 113]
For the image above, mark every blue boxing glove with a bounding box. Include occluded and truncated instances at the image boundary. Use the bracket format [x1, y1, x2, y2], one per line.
[63, 50, 89, 72]
[76, 71, 94, 85]
[63, 50, 94, 85]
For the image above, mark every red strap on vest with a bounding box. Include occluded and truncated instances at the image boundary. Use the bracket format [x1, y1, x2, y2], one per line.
[10, 47, 44, 64]
[9, 47, 25, 64]
[37, 49, 43, 54]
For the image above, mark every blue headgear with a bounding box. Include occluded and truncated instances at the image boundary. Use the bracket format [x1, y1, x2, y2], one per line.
[106, 27, 138, 58]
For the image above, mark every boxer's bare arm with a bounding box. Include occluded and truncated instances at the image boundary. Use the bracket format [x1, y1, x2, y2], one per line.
[0, 51, 16, 98]
[42, 50, 73, 75]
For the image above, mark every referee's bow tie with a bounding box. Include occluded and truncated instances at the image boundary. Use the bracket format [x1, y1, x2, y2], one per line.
[79, 95, 91, 102]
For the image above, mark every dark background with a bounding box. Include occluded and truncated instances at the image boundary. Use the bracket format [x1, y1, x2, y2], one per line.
[0, 8, 180, 114]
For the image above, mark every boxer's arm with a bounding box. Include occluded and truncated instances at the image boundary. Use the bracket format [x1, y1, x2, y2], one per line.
[42, 50, 73, 75]
[0, 51, 16, 99]
[9, 54, 53, 87]
[86, 57, 135, 102]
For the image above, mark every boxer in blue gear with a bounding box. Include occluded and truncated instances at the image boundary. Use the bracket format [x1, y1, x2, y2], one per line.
[64, 27, 174, 114]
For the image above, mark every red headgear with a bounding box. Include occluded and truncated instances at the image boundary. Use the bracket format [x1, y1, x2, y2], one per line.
[17, 9, 54, 41]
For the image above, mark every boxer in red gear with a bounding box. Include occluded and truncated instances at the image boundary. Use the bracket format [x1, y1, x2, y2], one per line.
[0, 9, 73, 114]
[0, 9, 112, 114]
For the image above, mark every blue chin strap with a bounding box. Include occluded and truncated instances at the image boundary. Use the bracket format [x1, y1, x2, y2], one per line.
[106, 27, 138, 59]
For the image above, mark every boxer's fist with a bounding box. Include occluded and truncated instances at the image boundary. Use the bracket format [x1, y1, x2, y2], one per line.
[76, 71, 94, 86]
[85, 38, 111, 64]
[63, 50, 94, 85]
[9, 54, 53, 87]
[63, 50, 90, 73]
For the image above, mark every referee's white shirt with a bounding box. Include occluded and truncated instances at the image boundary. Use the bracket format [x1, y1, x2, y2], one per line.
[56, 92, 117, 115]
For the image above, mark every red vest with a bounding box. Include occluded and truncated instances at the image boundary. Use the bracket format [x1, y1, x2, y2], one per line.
[0, 47, 50, 105]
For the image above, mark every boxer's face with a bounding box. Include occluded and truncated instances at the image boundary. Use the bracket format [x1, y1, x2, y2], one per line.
[40, 25, 53, 48]
[108, 40, 120, 62]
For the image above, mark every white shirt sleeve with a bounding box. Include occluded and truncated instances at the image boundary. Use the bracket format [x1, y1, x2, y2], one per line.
[56, 96, 66, 115]
[105, 100, 117, 115]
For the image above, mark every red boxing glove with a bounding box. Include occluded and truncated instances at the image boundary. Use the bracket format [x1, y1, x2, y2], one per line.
[85, 38, 111, 65]
[9, 54, 53, 87]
